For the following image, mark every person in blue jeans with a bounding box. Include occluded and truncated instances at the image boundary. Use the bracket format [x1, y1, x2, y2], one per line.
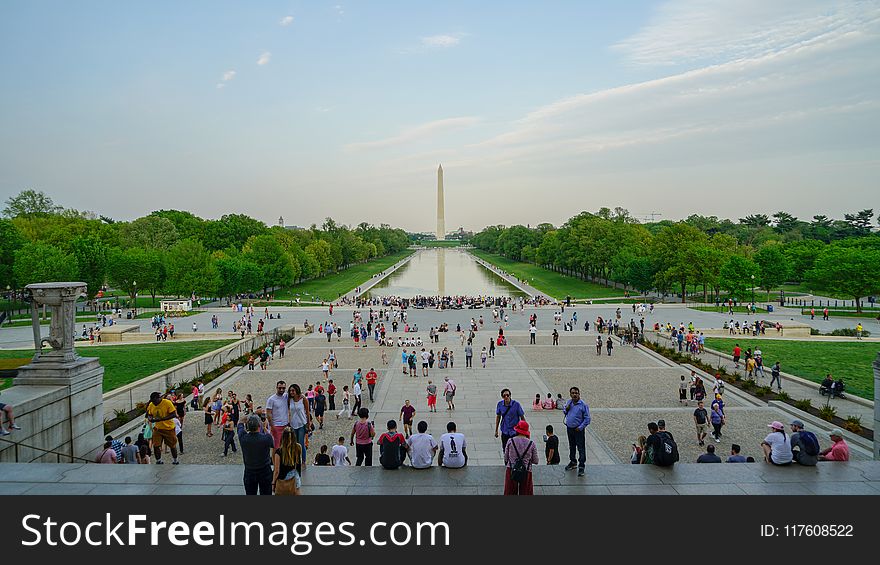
[563, 386, 591, 477]
[237, 415, 274, 495]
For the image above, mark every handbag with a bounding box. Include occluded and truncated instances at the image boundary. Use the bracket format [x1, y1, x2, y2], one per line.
[142, 422, 153, 440]
[275, 470, 300, 495]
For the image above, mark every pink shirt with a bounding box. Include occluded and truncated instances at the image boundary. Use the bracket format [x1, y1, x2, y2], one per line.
[826, 440, 850, 461]
[96, 448, 117, 464]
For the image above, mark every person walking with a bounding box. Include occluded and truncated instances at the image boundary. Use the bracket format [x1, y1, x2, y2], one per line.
[563, 386, 591, 477]
[365, 367, 378, 402]
[350, 408, 375, 466]
[426, 380, 438, 412]
[464, 341, 473, 368]
[494, 388, 525, 451]
[710, 401, 725, 443]
[350, 381, 363, 417]
[237, 414, 274, 495]
[265, 380, 290, 449]
[443, 376, 456, 410]
[287, 384, 312, 465]
[503, 421, 539, 495]
[770, 362, 783, 392]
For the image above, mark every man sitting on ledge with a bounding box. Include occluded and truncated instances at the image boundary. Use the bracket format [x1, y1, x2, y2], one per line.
[818, 429, 849, 462]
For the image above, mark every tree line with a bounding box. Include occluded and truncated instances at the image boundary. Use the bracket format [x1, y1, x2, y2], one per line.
[471, 207, 880, 310]
[1, 190, 410, 305]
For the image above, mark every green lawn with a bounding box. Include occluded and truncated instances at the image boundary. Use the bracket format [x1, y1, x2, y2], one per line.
[0, 339, 237, 393]
[585, 298, 654, 304]
[469, 250, 624, 300]
[275, 249, 415, 302]
[703, 338, 878, 400]
[690, 306, 767, 314]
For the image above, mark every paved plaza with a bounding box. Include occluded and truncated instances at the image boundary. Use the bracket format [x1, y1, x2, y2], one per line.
[172, 325, 872, 471]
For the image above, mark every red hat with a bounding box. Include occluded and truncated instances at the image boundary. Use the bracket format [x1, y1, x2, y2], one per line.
[514, 420, 530, 437]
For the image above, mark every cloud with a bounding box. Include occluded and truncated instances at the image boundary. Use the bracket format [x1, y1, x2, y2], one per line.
[216, 83, 225, 90]
[334, 5, 344, 16]
[612, 0, 876, 67]
[257, 51, 271, 66]
[222, 70, 236, 82]
[280, 15, 294, 26]
[345, 117, 482, 151]
[421, 34, 461, 48]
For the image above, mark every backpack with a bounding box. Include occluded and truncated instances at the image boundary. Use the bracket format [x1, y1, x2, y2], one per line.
[653, 432, 679, 467]
[379, 433, 404, 469]
[800, 431, 820, 457]
[510, 440, 533, 483]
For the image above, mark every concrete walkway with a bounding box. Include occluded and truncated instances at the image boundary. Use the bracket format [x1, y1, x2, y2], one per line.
[338, 252, 419, 302]
[2, 462, 878, 495]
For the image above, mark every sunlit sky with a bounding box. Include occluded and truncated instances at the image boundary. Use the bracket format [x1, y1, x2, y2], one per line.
[1, 1, 878, 232]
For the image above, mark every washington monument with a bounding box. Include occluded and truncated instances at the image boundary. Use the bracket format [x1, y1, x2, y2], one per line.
[436, 164, 445, 240]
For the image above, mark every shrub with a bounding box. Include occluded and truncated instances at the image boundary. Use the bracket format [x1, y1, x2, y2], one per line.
[757, 385, 773, 397]
[818, 403, 837, 422]
[844, 416, 862, 434]
[829, 328, 871, 338]
[776, 391, 790, 402]
[113, 408, 130, 425]
[740, 379, 756, 391]
[794, 399, 812, 411]
[810, 328, 820, 335]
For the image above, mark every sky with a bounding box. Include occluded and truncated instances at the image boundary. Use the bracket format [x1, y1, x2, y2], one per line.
[1, 0, 878, 232]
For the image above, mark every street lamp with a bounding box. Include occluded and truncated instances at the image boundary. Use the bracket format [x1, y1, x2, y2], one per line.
[751, 274, 755, 311]
[132, 280, 137, 317]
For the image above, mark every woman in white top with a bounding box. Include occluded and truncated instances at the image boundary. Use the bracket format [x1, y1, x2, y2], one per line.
[287, 384, 311, 465]
[336, 385, 351, 420]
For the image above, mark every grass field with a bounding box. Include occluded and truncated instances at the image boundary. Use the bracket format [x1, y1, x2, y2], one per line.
[703, 338, 878, 400]
[0, 339, 236, 392]
[469, 250, 623, 300]
[275, 249, 415, 302]
[690, 306, 767, 314]
[585, 298, 654, 304]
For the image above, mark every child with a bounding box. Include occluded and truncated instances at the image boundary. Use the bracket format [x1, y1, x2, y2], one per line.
[544, 425, 560, 465]
[314, 445, 332, 466]
[532, 394, 543, 410]
[331, 436, 351, 466]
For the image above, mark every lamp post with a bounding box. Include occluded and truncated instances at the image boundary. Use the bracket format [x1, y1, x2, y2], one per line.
[751, 274, 755, 311]
[132, 280, 137, 317]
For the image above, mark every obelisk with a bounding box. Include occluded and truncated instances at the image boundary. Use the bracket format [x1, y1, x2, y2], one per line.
[436, 164, 445, 240]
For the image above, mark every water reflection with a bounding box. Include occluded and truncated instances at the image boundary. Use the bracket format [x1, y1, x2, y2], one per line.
[367, 249, 524, 297]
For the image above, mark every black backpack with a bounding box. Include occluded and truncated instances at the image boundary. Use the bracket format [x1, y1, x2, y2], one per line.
[510, 440, 533, 483]
[379, 434, 403, 469]
[653, 432, 679, 467]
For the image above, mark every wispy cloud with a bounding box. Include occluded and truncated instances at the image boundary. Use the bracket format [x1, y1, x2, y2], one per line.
[257, 51, 271, 66]
[612, 0, 876, 67]
[334, 5, 344, 17]
[280, 15, 294, 26]
[421, 34, 461, 48]
[345, 117, 482, 151]
[222, 70, 236, 82]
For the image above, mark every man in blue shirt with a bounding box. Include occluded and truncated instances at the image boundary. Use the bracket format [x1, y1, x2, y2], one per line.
[563, 386, 591, 477]
[494, 388, 524, 450]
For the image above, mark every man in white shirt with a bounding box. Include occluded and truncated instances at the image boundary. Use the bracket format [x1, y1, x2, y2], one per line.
[421, 349, 430, 376]
[331, 436, 351, 466]
[438, 421, 467, 468]
[265, 380, 290, 448]
[406, 421, 438, 469]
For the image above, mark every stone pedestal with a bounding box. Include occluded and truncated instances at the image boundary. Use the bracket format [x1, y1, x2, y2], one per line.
[0, 282, 105, 463]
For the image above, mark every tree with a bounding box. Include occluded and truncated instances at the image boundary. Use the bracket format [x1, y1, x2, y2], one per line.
[771, 211, 800, 233]
[652, 223, 708, 302]
[242, 235, 298, 293]
[70, 235, 109, 301]
[164, 239, 220, 298]
[807, 245, 880, 312]
[3, 189, 61, 218]
[0, 219, 24, 289]
[843, 209, 874, 237]
[738, 214, 771, 228]
[12, 242, 79, 287]
[119, 216, 179, 249]
[107, 247, 166, 308]
[753, 244, 791, 299]
[719, 256, 759, 302]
